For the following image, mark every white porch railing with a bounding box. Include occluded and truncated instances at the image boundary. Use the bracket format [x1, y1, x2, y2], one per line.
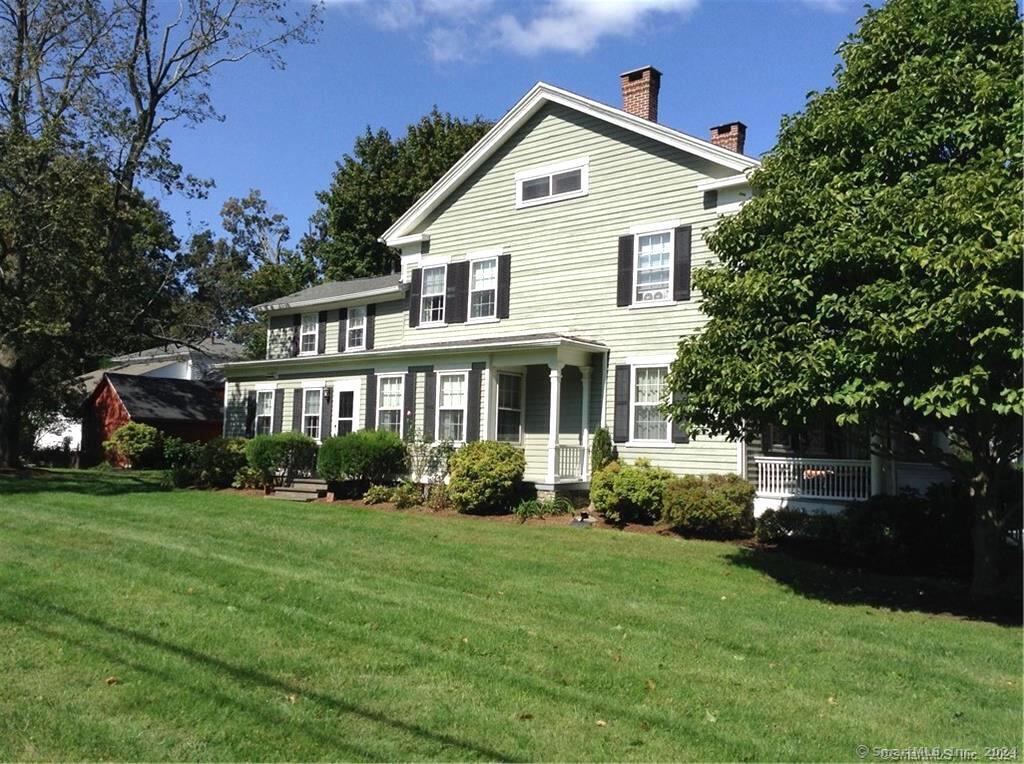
[755, 456, 871, 502]
[555, 444, 587, 482]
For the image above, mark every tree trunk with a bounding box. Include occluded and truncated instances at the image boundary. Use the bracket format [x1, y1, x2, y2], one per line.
[968, 456, 1005, 600]
[0, 358, 24, 468]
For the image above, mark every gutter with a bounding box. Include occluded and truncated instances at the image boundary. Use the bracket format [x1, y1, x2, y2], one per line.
[254, 284, 406, 313]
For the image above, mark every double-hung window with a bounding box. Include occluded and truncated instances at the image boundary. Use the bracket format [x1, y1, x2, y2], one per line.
[255, 390, 274, 436]
[634, 231, 673, 304]
[632, 366, 670, 442]
[347, 306, 366, 350]
[437, 373, 467, 442]
[496, 373, 523, 442]
[303, 388, 323, 440]
[516, 157, 589, 208]
[469, 257, 497, 320]
[420, 265, 446, 324]
[299, 313, 318, 354]
[377, 376, 404, 435]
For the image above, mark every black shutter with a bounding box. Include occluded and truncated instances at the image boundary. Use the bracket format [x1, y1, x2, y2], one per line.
[613, 365, 630, 443]
[670, 390, 689, 444]
[317, 310, 328, 354]
[272, 389, 284, 433]
[466, 362, 484, 442]
[422, 371, 436, 441]
[365, 373, 377, 430]
[496, 254, 511, 319]
[291, 389, 302, 432]
[673, 226, 692, 302]
[337, 307, 348, 352]
[445, 261, 469, 324]
[290, 314, 301, 357]
[365, 304, 376, 350]
[617, 235, 633, 307]
[408, 268, 422, 328]
[403, 367, 416, 436]
[244, 390, 257, 438]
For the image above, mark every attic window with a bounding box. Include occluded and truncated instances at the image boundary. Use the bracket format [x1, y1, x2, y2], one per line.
[515, 157, 589, 209]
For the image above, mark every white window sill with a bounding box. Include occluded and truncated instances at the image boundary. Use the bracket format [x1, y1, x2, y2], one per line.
[467, 315, 500, 324]
[628, 300, 677, 310]
[624, 440, 676, 449]
[298, 350, 319, 357]
[416, 322, 447, 330]
[515, 190, 588, 210]
[345, 347, 366, 353]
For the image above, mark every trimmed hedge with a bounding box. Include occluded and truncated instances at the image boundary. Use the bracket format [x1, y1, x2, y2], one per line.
[591, 459, 673, 524]
[661, 473, 755, 538]
[447, 441, 525, 514]
[317, 430, 407, 484]
[198, 437, 248, 488]
[103, 422, 163, 468]
[245, 432, 317, 486]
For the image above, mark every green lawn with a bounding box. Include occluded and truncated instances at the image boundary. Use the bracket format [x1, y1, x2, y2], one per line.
[0, 470, 1020, 761]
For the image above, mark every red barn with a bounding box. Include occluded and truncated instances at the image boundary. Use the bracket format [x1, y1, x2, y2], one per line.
[80, 373, 224, 467]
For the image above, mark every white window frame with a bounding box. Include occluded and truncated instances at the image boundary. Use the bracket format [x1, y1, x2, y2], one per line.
[630, 364, 672, 445]
[299, 312, 318, 355]
[436, 371, 469, 444]
[495, 372, 524, 444]
[346, 305, 366, 351]
[376, 373, 406, 437]
[632, 229, 675, 307]
[254, 388, 275, 436]
[302, 387, 323, 441]
[515, 156, 589, 209]
[468, 252, 499, 322]
[420, 265, 447, 326]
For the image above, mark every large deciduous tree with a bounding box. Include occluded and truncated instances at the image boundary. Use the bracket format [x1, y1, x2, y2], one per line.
[304, 107, 492, 281]
[666, 0, 1022, 597]
[0, 0, 319, 466]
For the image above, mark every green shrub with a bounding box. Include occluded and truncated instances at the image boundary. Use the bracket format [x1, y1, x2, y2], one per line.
[514, 496, 574, 523]
[276, 431, 318, 480]
[231, 466, 265, 489]
[426, 483, 450, 512]
[590, 427, 614, 475]
[317, 430, 407, 483]
[754, 508, 841, 544]
[198, 437, 248, 488]
[447, 440, 525, 514]
[591, 459, 673, 524]
[103, 422, 163, 468]
[363, 484, 393, 504]
[163, 436, 202, 486]
[661, 473, 755, 538]
[390, 482, 422, 510]
[245, 435, 284, 486]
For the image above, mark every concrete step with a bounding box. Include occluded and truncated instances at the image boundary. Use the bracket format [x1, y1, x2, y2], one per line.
[290, 478, 328, 489]
[268, 486, 325, 502]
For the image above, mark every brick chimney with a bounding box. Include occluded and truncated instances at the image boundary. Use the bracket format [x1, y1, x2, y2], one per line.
[710, 122, 747, 154]
[620, 66, 661, 122]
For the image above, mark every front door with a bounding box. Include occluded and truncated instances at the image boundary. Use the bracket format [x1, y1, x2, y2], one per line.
[332, 379, 361, 437]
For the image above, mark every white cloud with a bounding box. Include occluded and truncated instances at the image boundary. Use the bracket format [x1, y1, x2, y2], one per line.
[493, 0, 698, 56]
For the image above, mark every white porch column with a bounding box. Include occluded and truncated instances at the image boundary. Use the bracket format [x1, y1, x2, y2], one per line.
[546, 362, 564, 484]
[580, 366, 592, 480]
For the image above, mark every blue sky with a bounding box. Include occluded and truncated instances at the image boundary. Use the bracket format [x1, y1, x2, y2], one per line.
[155, 0, 868, 245]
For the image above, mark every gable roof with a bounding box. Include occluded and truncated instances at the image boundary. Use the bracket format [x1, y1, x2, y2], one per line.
[112, 337, 246, 363]
[382, 81, 760, 246]
[253, 273, 404, 312]
[95, 373, 224, 423]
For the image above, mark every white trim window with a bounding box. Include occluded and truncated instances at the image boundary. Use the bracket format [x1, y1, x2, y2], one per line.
[634, 230, 673, 304]
[347, 305, 366, 350]
[303, 387, 323, 440]
[299, 313, 318, 355]
[255, 389, 275, 436]
[469, 257, 498, 320]
[515, 157, 589, 208]
[496, 373, 523, 443]
[420, 265, 446, 325]
[377, 375, 404, 435]
[632, 366, 670, 442]
[437, 372, 467, 442]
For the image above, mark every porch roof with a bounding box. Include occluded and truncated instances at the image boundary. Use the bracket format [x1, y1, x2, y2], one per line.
[220, 333, 607, 377]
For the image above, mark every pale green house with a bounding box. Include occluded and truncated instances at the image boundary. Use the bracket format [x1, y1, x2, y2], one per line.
[221, 67, 944, 507]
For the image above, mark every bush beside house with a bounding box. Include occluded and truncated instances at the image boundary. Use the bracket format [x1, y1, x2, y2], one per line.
[447, 441, 525, 514]
[103, 422, 163, 468]
[661, 473, 755, 538]
[317, 430, 407, 487]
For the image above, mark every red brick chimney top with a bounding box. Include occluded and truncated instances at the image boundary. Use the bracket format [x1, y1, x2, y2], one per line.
[619, 66, 662, 122]
[709, 121, 747, 154]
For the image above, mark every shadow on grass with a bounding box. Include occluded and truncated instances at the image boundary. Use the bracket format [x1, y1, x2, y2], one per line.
[727, 545, 1022, 627]
[0, 469, 166, 497]
[2, 592, 520, 762]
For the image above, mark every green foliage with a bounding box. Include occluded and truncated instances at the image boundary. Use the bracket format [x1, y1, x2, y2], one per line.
[103, 422, 163, 469]
[514, 496, 573, 524]
[197, 437, 248, 489]
[274, 432, 318, 480]
[317, 430, 407, 483]
[754, 509, 841, 545]
[231, 466, 265, 490]
[425, 483, 450, 512]
[390, 482, 423, 510]
[447, 441, 525, 514]
[590, 428, 614, 475]
[163, 437, 203, 486]
[590, 459, 673, 525]
[304, 108, 493, 280]
[661, 474, 755, 538]
[405, 431, 456, 485]
[245, 435, 284, 486]
[665, 0, 1022, 596]
[362, 484, 393, 505]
